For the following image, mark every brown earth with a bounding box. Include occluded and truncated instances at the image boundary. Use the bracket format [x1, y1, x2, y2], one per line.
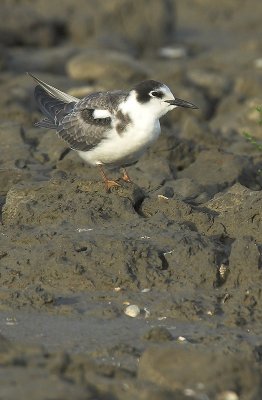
[0, 0, 262, 399]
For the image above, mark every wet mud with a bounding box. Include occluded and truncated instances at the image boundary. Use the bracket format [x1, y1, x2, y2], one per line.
[0, 1, 262, 399]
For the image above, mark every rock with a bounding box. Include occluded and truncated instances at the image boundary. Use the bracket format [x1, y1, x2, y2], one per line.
[205, 183, 262, 241]
[124, 305, 140, 318]
[6, 46, 77, 74]
[210, 96, 262, 151]
[66, 50, 149, 86]
[2, 176, 144, 227]
[177, 149, 252, 196]
[162, 135, 200, 178]
[0, 168, 32, 197]
[36, 130, 69, 165]
[217, 392, 239, 400]
[0, 3, 65, 47]
[177, 117, 213, 146]
[234, 72, 262, 98]
[228, 237, 261, 288]
[160, 178, 204, 202]
[127, 153, 172, 190]
[0, 364, 90, 400]
[1, 0, 176, 54]
[138, 346, 262, 398]
[68, 0, 176, 54]
[254, 58, 262, 69]
[0, 74, 35, 125]
[164, 87, 208, 124]
[143, 327, 173, 342]
[0, 122, 33, 195]
[187, 69, 232, 100]
[0, 334, 13, 353]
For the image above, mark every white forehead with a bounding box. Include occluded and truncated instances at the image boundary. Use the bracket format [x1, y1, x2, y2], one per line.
[157, 84, 173, 96]
[160, 83, 170, 92]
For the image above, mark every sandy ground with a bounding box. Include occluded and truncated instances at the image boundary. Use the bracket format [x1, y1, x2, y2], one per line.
[0, 0, 262, 399]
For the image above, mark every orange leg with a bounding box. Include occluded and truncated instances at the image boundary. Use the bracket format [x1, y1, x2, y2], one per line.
[97, 165, 120, 192]
[122, 168, 132, 183]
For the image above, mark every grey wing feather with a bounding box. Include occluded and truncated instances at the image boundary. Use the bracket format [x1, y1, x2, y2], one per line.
[76, 90, 128, 113]
[29, 73, 127, 151]
[28, 72, 79, 103]
[55, 91, 127, 151]
[34, 85, 75, 122]
[57, 109, 112, 151]
[35, 118, 56, 129]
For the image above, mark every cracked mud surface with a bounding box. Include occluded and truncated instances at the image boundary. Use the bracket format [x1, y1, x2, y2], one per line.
[0, 1, 262, 399]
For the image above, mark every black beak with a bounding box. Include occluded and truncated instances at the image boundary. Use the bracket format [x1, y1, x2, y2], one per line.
[165, 98, 198, 109]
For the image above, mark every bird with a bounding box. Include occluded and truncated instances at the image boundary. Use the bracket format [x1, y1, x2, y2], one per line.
[29, 73, 198, 191]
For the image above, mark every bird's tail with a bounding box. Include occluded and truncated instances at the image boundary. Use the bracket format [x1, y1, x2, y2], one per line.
[28, 73, 79, 103]
[28, 72, 79, 128]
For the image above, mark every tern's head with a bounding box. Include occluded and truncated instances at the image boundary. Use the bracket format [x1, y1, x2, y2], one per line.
[132, 80, 198, 118]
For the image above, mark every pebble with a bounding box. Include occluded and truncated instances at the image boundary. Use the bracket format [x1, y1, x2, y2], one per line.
[217, 391, 239, 400]
[177, 336, 187, 342]
[158, 46, 187, 59]
[124, 305, 140, 318]
[158, 194, 169, 201]
[254, 58, 262, 68]
[184, 388, 196, 397]
[144, 308, 150, 318]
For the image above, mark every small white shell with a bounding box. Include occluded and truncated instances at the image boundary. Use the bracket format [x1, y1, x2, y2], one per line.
[158, 194, 169, 201]
[124, 305, 140, 318]
[177, 336, 187, 342]
[144, 307, 150, 318]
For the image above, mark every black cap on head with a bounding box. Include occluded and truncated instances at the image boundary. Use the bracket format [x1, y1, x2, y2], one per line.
[133, 80, 163, 103]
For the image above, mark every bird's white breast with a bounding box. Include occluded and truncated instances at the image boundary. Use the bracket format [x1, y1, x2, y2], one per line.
[78, 91, 161, 167]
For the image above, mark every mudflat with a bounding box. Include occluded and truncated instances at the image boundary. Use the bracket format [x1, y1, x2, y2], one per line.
[0, 1, 262, 399]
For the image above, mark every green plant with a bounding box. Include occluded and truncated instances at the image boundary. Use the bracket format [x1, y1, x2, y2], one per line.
[243, 106, 262, 152]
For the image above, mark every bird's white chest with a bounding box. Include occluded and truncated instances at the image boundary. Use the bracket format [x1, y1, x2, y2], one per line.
[79, 108, 161, 167]
[78, 93, 163, 167]
[115, 116, 160, 160]
[85, 118, 160, 166]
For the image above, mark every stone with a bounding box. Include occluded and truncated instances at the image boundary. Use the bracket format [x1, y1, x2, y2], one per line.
[187, 69, 232, 100]
[66, 49, 149, 87]
[177, 149, 252, 196]
[138, 346, 262, 398]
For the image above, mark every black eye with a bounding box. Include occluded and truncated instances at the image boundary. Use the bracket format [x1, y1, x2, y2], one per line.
[151, 91, 163, 98]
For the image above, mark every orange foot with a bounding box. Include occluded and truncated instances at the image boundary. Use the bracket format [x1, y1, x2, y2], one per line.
[105, 179, 121, 192]
[122, 169, 132, 183]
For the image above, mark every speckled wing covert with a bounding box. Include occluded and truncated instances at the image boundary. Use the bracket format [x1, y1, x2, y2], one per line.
[29, 73, 127, 151]
[56, 94, 112, 152]
[57, 91, 129, 151]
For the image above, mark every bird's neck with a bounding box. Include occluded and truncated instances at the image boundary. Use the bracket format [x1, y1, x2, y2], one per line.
[119, 92, 162, 126]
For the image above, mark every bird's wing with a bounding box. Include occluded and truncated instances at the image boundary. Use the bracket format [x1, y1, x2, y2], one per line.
[29, 73, 128, 151]
[57, 107, 112, 152]
[28, 73, 79, 103]
[56, 91, 128, 152]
